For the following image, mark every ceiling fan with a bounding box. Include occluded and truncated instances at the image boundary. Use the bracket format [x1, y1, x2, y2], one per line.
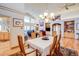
[64, 3, 76, 10]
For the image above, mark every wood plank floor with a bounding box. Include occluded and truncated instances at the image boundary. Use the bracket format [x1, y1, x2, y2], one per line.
[61, 37, 79, 55]
[0, 37, 79, 56]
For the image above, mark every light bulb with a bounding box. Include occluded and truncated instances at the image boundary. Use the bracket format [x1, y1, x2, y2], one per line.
[44, 12, 48, 16]
[39, 15, 44, 19]
[50, 13, 54, 17]
[45, 18, 49, 23]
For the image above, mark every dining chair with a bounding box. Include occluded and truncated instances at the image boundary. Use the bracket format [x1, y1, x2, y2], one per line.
[47, 35, 58, 56]
[31, 32, 36, 39]
[56, 34, 61, 50]
[42, 31, 46, 36]
[39, 31, 43, 37]
[17, 35, 38, 56]
[39, 31, 46, 37]
[52, 31, 57, 37]
[55, 34, 63, 56]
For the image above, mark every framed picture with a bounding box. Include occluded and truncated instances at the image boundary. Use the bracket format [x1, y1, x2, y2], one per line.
[76, 23, 79, 30]
[13, 18, 24, 27]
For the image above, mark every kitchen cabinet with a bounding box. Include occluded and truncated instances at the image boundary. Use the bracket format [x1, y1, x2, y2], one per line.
[0, 32, 10, 41]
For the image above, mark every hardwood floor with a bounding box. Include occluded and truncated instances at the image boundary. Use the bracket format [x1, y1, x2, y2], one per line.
[0, 37, 79, 56]
[61, 37, 79, 55]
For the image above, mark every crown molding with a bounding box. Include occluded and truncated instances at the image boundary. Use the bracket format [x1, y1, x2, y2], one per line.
[0, 4, 36, 19]
[0, 5, 25, 15]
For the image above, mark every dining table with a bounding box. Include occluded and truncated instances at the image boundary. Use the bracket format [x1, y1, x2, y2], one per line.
[26, 36, 54, 56]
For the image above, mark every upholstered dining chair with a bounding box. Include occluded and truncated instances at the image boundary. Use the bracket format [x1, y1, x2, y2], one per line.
[31, 32, 36, 39]
[17, 35, 38, 56]
[47, 35, 58, 56]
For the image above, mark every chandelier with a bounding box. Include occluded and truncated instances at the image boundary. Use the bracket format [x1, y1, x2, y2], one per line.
[39, 12, 61, 23]
[39, 12, 55, 23]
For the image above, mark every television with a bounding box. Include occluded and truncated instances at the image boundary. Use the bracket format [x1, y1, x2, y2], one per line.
[45, 23, 50, 31]
[46, 28, 50, 31]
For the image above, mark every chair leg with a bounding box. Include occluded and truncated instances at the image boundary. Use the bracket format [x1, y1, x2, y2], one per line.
[36, 49, 41, 56]
[36, 49, 38, 56]
[27, 44, 30, 48]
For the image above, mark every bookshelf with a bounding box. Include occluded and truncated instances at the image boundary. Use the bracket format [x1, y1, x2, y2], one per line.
[64, 21, 74, 33]
[64, 21, 75, 39]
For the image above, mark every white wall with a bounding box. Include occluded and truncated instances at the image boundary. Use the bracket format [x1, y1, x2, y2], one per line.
[0, 7, 25, 47]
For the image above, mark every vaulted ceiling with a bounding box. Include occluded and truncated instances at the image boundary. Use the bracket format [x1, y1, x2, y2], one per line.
[24, 3, 79, 19]
[0, 3, 79, 19]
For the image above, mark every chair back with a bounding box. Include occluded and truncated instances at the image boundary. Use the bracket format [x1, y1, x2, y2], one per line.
[17, 35, 26, 55]
[42, 31, 46, 36]
[39, 31, 46, 37]
[52, 31, 57, 37]
[56, 34, 61, 51]
[55, 34, 63, 56]
[50, 35, 57, 55]
[31, 32, 36, 39]
[39, 31, 43, 37]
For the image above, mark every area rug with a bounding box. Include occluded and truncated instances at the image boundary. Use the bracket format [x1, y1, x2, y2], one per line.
[60, 47, 78, 56]
[11, 47, 78, 56]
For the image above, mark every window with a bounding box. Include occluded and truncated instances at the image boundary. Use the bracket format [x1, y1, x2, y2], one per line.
[0, 18, 2, 31]
[24, 16, 30, 23]
[31, 26, 34, 30]
[0, 18, 2, 21]
[27, 26, 30, 30]
[24, 26, 30, 31]
[31, 18, 35, 23]
[0, 25, 1, 31]
[24, 26, 26, 30]
[24, 16, 36, 32]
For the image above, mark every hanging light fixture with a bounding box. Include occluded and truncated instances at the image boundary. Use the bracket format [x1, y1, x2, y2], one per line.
[39, 12, 55, 23]
[44, 12, 48, 17]
[50, 13, 54, 18]
[39, 14, 44, 19]
[45, 18, 49, 23]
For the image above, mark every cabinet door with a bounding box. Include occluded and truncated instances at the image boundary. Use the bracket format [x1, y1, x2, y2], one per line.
[0, 32, 3, 40]
[4, 32, 10, 40]
[64, 32, 74, 39]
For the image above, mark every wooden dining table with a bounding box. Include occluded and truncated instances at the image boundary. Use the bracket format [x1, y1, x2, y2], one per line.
[26, 36, 53, 56]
